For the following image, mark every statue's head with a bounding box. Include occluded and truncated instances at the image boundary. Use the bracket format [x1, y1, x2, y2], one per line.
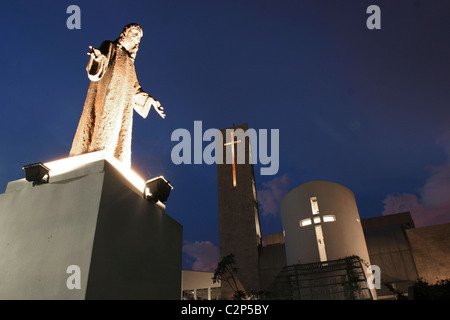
[117, 23, 144, 61]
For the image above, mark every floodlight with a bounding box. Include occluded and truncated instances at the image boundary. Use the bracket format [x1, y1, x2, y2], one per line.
[22, 162, 50, 186]
[144, 176, 173, 203]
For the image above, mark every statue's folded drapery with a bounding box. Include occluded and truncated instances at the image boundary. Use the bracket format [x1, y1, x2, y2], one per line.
[69, 40, 153, 168]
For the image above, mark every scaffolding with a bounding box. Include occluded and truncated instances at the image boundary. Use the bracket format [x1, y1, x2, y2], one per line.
[264, 256, 373, 300]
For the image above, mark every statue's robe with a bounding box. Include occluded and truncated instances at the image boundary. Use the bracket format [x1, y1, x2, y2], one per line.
[69, 40, 152, 168]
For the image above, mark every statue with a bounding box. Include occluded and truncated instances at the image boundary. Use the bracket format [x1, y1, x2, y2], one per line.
[69, 23, 165, 168]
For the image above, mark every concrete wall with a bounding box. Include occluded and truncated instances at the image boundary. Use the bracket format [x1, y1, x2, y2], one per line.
[263, 232, 285, 246]
[85, 161, 183, 299]
[364, 226, 418, 296]
[362, 212, 415, 230]
[406, 223, 450, 284]
[258, 243, 287, 292]
[0, 166, 104, 299]
[361, 212, 418, 297]
[362, 213, 450, 296]
[0, 155, 182, 299]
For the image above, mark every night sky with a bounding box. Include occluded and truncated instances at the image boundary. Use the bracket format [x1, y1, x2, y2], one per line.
[0, 1, 449, 272]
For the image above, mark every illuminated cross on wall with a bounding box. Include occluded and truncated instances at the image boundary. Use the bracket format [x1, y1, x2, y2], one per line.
[299, 196, 336, 262]
[223, 131, 242, 187]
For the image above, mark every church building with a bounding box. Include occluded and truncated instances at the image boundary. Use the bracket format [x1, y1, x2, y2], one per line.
[192, 123, 450, 300]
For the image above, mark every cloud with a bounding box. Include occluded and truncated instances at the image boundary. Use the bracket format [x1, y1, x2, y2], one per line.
[182, 240, 219, 272]
[382, 131, 450, 227]
[257, 174, 289, 217]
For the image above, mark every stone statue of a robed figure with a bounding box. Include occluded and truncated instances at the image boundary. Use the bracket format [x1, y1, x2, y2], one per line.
[70, 23, 165, 168]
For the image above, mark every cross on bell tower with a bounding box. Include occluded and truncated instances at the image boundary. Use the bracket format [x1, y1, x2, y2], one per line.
[299, 196, 336, 262]
[223, 131, 242, 187]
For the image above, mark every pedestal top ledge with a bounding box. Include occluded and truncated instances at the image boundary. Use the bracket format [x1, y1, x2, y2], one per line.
[6, 151, 147, 198]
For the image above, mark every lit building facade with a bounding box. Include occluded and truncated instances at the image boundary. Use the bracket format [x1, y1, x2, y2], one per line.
[181, 270, 221, 300]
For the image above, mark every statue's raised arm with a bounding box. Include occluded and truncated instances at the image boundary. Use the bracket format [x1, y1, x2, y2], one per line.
[86, 43, 112, 82]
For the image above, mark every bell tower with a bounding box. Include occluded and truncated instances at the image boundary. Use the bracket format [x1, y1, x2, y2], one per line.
[217, 123, 262, 299]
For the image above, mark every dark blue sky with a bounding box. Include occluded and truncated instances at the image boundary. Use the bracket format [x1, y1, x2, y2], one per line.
[0, 1, 449, 271]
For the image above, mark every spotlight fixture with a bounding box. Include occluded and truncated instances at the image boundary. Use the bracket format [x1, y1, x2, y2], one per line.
[143, 176, 173, 203]
[22, 162, 50, 186]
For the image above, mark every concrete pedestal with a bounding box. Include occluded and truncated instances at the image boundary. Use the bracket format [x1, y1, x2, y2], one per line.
[0, 152, 182, 299]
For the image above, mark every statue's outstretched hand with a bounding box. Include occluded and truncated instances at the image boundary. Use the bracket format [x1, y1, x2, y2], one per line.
[87, 46, 103, 60]
[153, 100, 166, 119]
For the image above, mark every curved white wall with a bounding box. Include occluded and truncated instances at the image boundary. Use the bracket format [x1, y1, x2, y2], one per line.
[281, 181, 371, 267]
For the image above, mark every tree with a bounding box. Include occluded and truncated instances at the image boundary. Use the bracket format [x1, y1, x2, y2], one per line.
[343, 255, 362, 299]
[383, 282, 407, 300]
[384, 278, 450, 300]
[212, 253, 246, 300]
[411, 278, 450, 300]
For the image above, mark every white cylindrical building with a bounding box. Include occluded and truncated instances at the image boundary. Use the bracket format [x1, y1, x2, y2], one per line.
[281, 181, 371, 268]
